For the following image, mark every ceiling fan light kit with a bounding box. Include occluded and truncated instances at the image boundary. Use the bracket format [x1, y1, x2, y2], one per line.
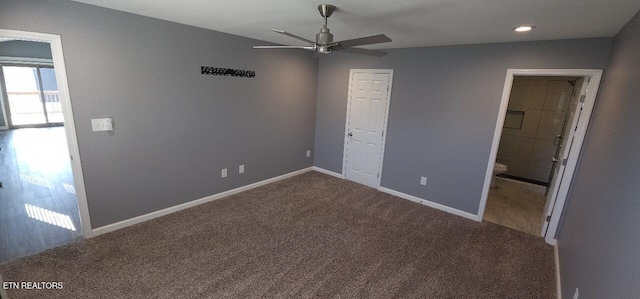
[253, 4, 392, 57]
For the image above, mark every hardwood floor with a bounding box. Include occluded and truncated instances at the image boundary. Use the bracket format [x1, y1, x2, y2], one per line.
[0, 127, 81, 263]
[483, 178, 547, 236]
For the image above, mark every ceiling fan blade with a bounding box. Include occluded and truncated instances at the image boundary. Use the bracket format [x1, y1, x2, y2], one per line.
[333, 47, 389, 57]
[253, 45, 315, 50]
[270, 29, 315, 45]
[332, 34, 391, 48]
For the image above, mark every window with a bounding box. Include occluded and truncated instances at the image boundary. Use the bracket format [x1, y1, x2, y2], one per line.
[1, 65, 62, 126]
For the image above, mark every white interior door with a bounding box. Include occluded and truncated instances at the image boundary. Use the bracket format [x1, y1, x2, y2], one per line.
[343, 70, 393, 188]
[541, 77, 589, 236]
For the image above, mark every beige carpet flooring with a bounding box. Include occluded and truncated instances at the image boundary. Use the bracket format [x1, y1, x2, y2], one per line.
[0, 171, 555, 298]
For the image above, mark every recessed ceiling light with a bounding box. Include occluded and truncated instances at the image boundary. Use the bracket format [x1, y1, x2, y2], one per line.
[515, 26, 536, 32]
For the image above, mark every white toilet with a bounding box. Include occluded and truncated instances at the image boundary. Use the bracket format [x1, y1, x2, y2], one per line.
[492, 162, 508, 187]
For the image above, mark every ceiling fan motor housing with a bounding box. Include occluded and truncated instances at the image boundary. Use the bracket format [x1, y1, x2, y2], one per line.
[316, 27, 333, 53]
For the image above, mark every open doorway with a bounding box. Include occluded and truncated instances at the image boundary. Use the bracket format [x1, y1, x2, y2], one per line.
[479, 69, 602, 245]
[0, 30, 92, 262]
[483, 75, 583, 235]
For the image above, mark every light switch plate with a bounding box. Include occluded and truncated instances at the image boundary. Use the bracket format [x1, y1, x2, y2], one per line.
[91, 118, 114, 132]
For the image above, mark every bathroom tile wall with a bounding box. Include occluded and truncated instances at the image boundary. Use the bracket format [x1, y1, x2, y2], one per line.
[497, 76, 578, 184]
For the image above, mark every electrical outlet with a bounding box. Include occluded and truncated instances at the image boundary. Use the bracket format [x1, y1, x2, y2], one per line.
[306, 150, 311, 157]
[420, 176, 427, 185]
[573, 288, 579, 299]
[239, 165, 244, 174]
[221, 168, 227, 178]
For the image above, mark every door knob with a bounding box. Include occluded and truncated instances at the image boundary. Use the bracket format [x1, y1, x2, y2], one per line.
[552, 158, 559, 162]
[348, 132, 353, 137]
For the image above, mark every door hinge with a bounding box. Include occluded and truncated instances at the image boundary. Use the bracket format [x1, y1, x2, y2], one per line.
[562, 158, 568, 166]
[377, 173, 380, 178]
[579, 95, 586, 103]
[546, 215, 552, 222]
[387, 85, 390, 92]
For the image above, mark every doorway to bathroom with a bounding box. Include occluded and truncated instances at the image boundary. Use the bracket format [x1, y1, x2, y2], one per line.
[478, 69, 602, 245]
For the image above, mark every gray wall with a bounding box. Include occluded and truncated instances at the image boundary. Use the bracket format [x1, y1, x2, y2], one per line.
[314, 39, 612, 214]
[0, 40, 52, 59]
[0, 0, 318, 228]
[558, 11, 640, 299]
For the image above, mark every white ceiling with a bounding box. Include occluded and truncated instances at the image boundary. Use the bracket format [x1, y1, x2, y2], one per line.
[71, 0, 640, 49]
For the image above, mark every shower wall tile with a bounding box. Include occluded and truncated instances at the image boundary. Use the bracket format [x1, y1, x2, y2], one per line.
[508, 79, 549, 110]
[497, 135, 535, 165]
[530, 139, 558, 169]
[500, 160, 529, 178]
[504, 110, 525, 129]
[527, 166, 553, 183]
[498, 77, 578, 184]
[543, 80, 575, 111]
[503, 110, 542, 138]
[537, 110, 567, 140]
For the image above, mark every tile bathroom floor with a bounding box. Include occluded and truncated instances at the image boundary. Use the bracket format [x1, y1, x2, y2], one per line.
[483, 178, 547, 236]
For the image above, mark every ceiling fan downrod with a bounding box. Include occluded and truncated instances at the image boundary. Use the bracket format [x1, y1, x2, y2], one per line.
[316, 4, 336, 54]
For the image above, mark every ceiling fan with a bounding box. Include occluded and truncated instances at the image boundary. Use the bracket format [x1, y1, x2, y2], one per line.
[253, 4, 392, 57]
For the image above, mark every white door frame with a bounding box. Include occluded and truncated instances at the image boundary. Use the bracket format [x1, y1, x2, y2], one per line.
[0, 29, 93, 238]
[478, 69, 602, 245]
[0, 68, 8, 130]
[342, 69, 394, 189]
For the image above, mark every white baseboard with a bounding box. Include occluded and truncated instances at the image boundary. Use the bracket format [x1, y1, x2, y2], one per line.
[555, 240, 562, 299]
[378, 187, 479, 221]
[312, 166, 344, 179]
[92, 166, 481, 237]
[92, 167, 314, 236]
[311, 167, 479, 222]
